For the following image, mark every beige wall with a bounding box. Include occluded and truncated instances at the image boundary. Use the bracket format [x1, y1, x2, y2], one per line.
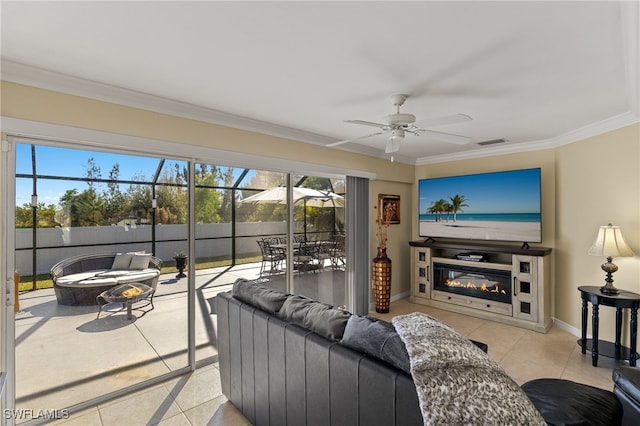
[0, 81, 413, 299]
[2, 81, 640, 338]
[555, 125, 640, 341]
[414, 124, 640, 341]
[369, 179, 415, 300]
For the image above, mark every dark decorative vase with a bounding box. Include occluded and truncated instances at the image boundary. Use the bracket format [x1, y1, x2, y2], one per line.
[372, 246, 392, 313]
[174, 256, 187, 278]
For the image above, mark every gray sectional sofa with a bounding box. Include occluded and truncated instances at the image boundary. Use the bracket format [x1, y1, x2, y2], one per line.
[50, 252, 162, 305]
[216, 279, 488, 425]
[216, 279, 640, 425]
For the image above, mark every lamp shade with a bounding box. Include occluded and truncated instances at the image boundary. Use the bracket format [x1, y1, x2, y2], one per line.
[588, 224, 635, 258]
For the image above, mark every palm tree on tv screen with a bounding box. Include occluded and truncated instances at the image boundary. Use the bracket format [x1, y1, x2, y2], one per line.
[449, 194, 469, 222]
[427, 199, 451, 222]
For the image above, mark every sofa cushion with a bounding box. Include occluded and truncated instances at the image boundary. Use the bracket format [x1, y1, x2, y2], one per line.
[55, 269, 159, 288]
[111, 253, 133, 270]
[56, 270, 110, 286]
[341, 315, 411, 374]
[96, 270, 133, 278]
[232, 278, 289, 315]
[277, 294, 351, 340]
[113, 269, 159, 284]
[522, 378, 622, 426]
[78, 277, 118, 286]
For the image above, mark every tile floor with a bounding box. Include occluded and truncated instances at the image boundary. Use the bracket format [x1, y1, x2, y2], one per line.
[46, 297, 625, 426]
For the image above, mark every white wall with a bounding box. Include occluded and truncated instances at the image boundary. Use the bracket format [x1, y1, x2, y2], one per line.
[15, 221, 291, 275]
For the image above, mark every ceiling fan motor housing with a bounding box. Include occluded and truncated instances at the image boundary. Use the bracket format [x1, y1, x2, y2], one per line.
[385, 113, 416, 126]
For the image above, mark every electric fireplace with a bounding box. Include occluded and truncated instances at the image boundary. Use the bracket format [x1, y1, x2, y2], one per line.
[433, 262, 511, 305]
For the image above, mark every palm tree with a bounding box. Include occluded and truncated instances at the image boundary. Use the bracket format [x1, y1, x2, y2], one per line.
[428, 199, 450, 222]
[426, 204, 439, 221]
[449, 194, 469, 222]
[444, 202, 453, 222]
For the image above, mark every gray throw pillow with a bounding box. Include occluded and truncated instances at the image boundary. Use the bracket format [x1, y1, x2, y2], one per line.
[277, 295, 352, 340]
[232, 278, 289, 315]
[340, 315, 411, 374]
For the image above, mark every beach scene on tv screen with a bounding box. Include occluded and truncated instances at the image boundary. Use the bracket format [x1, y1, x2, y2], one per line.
[419, 168, 541, 242]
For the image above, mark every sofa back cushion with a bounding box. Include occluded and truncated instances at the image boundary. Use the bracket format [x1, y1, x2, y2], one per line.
[232, 278, 290, 315]
[277, 294, 351, 340]
[341, 315, 411, 374]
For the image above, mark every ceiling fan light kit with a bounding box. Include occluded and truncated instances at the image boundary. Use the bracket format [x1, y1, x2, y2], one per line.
[328, 94, 473, 160]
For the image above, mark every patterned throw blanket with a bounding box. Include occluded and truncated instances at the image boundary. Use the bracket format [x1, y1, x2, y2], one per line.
[392, 312, 545, 426]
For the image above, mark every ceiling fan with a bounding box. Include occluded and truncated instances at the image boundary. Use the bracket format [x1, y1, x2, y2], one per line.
[327, 94, 472, 158]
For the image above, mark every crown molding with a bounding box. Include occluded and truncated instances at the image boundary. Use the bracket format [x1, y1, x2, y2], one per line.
[3, 56, 638, 168]
[0, 60, 338, 147]
[550, 111, 639, 148]
[415, 138, 557, 166]
[415, 111, 639, 166]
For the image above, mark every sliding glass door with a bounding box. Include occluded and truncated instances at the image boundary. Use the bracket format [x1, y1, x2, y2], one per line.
[12, 141, 191, 418]
[2, 136, 361, 422]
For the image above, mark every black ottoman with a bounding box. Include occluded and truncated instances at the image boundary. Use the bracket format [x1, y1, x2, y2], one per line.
[522, 378, 622, 426]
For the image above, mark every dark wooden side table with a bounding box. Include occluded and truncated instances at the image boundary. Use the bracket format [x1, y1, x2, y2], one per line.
[578, 286, 640, 367]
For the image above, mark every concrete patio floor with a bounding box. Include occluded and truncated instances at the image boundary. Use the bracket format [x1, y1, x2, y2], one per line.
[13, 261, 346, 418]
[14, 263, 254, 416]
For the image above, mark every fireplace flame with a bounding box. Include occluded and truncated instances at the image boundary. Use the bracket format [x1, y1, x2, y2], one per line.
[444, 279, 506, 295]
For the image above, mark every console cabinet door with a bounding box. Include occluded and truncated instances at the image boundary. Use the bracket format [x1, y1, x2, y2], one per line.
[414, 247, 431, 299]
[512, 255, 538, 322]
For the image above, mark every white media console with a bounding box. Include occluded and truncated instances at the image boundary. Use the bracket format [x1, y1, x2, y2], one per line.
[410, 239, 553, 333]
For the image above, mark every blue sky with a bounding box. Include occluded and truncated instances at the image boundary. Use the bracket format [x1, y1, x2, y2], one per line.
[418, 168, 541, 214]
[14, 143, 255, 207]
[15, 144, 165, 207]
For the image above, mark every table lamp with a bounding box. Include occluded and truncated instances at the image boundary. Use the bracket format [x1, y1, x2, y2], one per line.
[588, 223, 635, 295]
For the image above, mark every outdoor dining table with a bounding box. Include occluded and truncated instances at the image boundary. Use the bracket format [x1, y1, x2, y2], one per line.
[268, 240, 337, 272]
[270, 240, 336, 253]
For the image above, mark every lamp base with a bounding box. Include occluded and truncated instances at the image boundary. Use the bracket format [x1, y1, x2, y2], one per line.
[600, 284, 619, 295]
[599, 257, 620, 295]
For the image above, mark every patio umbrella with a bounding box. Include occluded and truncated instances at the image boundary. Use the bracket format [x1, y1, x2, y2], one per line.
[239, 186, 344, 207]
[239, 186, 344, 238]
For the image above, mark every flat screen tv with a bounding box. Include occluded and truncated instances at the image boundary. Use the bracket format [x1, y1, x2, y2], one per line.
[418, 168, 542, 243]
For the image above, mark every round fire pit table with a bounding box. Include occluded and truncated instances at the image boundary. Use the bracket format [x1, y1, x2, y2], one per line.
[96, 283, 154, 319]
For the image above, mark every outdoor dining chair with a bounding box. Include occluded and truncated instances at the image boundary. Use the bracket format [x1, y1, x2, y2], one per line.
[294, 240, 321, 274]
[257, 239, 285, 276]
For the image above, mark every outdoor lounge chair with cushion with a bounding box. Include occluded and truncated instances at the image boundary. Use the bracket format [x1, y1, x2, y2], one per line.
[50, 252, 162, 306]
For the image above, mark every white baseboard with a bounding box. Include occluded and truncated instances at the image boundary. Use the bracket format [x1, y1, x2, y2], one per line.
[552, 317, 584, 338]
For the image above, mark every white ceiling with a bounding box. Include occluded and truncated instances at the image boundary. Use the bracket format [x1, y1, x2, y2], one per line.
[1, 1, 639, 164]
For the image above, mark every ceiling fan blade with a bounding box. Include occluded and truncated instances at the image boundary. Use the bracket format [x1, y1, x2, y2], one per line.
[345, 119, 388, 129]
[418, 129, 472, 145]
[327, 130, 388, 147]
[413, 113, 472, 128]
